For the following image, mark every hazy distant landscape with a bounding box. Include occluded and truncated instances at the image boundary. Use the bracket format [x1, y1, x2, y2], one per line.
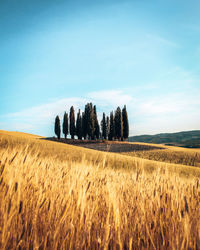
[129, 130, 200, 148]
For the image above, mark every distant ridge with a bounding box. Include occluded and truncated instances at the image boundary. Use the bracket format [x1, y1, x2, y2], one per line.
[129, 130, 200, 148]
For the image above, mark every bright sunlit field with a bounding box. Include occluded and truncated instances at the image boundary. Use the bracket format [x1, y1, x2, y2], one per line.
[0, 130, 200, 249]
[122, 142, 200, 167]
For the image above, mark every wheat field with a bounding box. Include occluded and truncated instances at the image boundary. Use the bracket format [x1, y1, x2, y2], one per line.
[0, 130, 200, 249]
[122, 144, 200, 167]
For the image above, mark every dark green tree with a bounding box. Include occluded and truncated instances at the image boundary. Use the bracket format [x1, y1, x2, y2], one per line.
[89, 103, 95, 140]
[84, 103, 95, 140]
[54, 115, 61, 139]
[108, 111, 115, 141]
[62, 112, 68, 139]
[82, 112, 87, 140]
[114, 107, 123, 140]
[94, 105, 100, 139]
[84, 103, 90, 139]
[101, 112, 107, 140]
[122, 105, 129, 140]
[106, 116, 110, 140]
[76, 109, 82, 140]
[69, 106, 76, 139]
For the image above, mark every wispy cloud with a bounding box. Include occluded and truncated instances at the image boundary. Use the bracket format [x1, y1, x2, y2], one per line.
[1, 97, 87, 135]
[1, 81, 200, 136]
[146, 34, 178, 48]
[87, 90, 133, 108]
[6, 97, 87, 120]
[185, 24, 200, 32]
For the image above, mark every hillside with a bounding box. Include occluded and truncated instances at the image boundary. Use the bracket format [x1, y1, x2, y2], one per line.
[0, 130, 200, 249]
[45, 136, 200, 167]
[129, 130, 200, 148]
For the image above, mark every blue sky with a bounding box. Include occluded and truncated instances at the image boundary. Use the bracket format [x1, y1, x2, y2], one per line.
[0, 0, 200, 136]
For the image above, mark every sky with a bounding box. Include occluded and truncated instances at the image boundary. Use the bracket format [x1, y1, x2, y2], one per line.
[0, 0, 200, 137]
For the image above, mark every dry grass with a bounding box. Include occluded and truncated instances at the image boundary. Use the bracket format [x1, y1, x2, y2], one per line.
[0, 131, 200, 249]
[122, 148, 200, 167]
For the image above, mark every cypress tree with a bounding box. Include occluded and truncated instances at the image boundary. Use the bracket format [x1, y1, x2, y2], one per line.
[82, 112, 87, 140]
[89, 103, 95, 140]
[84, 103, 90, 139]
[94, 105, 100, 139]
[114, 107, 123, 140]
[108, 111, 115, 141]
[122, 105, 129, 140]
[84, 103, 95, 140]
[62, 112, 68, 139]
[101, 113, 107, 140]
[69, 106, 76, 139]
[113, 112, 116, 140]
[106, 116, 110, 140]
[76, 109, 82, 140]
[54, 115, 61, 139]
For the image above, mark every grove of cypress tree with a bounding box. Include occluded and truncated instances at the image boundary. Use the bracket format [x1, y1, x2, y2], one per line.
[94, 105, 100, 139]
[54, 115, 61, 139]
[53, 103, 128, 141]
[76, 109, 82, 140]
[122, 105, 129, 140]
[108, 111, 115, 141]
[62, 112, 68, 139]
[69, 106, 76, 139]
[114, 107, 123, 140]
[101, 112, 107, 140]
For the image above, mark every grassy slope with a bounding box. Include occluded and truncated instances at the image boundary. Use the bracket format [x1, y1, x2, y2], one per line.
[0, 131, 200, 249]
[1, 130, 200, 178]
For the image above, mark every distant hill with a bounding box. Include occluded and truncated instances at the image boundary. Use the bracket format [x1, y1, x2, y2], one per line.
[129, 130, 200, 148]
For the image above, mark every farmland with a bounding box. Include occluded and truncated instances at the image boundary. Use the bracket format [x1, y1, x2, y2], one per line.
[47, 137, 200, 167]
[123, 148, 200, 167]
[0, 130, 200, 249]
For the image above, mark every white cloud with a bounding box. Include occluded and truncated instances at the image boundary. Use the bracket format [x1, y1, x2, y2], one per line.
[8, 97, 87, 120]
[1, 86, 200, 137]
[1, 97, 87, 135]
[135, 94, 193, 116]
[131, 90, 200, 135]
[87, 90, 133, 108]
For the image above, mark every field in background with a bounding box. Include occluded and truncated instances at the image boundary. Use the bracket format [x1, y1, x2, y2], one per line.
[121, 143, 200, 168]
[46, 136, 200, 167]
[0, 130, 200, 249]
